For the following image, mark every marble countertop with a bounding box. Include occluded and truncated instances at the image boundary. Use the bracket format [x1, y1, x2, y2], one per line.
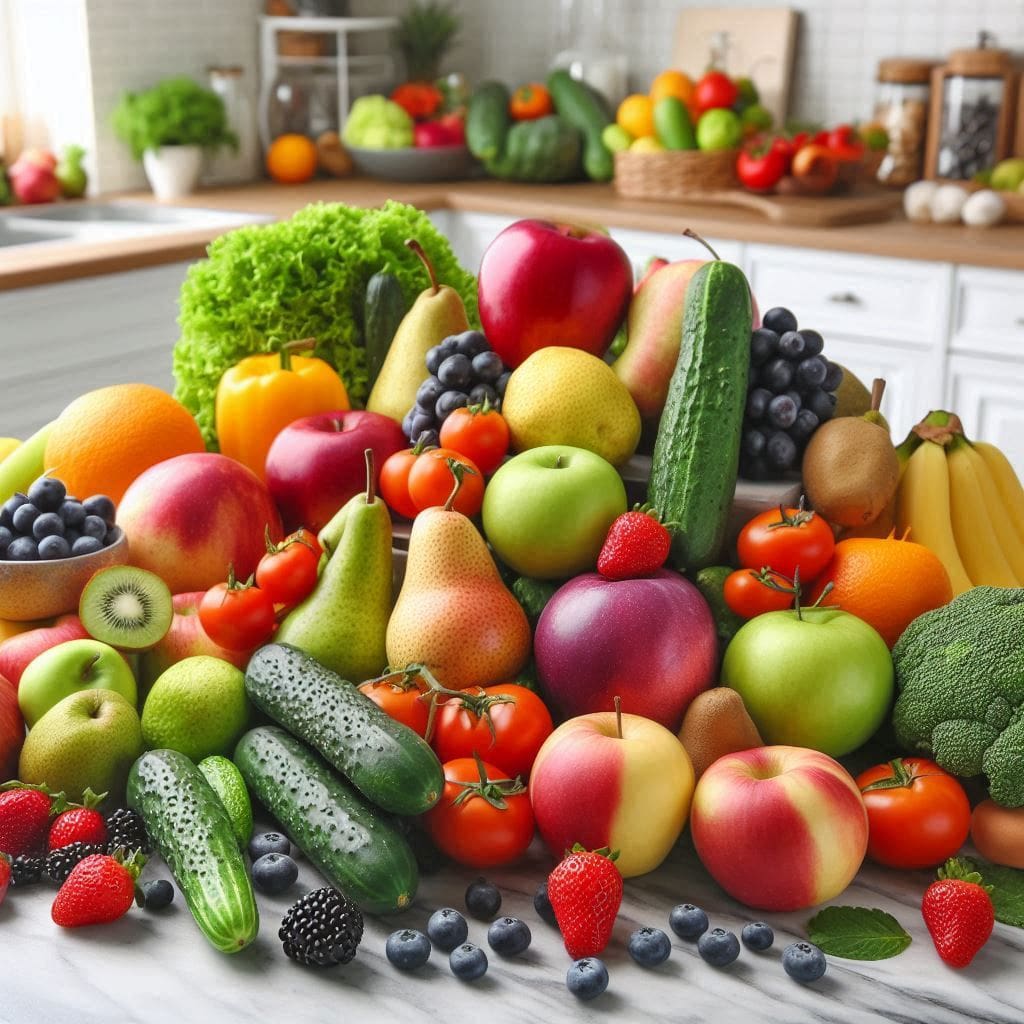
[2, 831, 1021, 1024]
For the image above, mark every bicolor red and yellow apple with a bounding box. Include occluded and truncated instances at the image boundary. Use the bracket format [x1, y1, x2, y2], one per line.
[0, 673, 24, 779]
[0, 614, 89, 689]
[529, 709, 695, 878]
[690, 745, 868, 911]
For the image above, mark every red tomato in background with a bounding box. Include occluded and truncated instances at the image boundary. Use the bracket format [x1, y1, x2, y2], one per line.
[439, 405, 510, 476]
[358, 670, 432, 737]
[424, 757, 535, 868]
[736, 505, 835, 582]
[736, 143, 788, 192]
[407, 448, 484, 516]
[856, 758, 971, 869]
[256, 530, 320, 608]
[199, 576, 276, 651]
[694, 71, 739, 113]
[432, 684, 554, 778]
[723, 569, 794, 619]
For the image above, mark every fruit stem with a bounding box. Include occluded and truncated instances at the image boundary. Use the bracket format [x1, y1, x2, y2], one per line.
[614, 695, 623, 739]
[364, 448, 376, 505]
[280, 337, 316, 372]
[870, 378, 886, 414]
[683, 228, 721, 261]
[405, 238, 439, 294]
[442, 458, 476, 512]
[555, 455, 564, 469]
[81, 652, 101, 681]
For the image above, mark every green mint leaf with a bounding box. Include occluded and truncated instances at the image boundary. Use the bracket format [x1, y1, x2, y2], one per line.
[807, 906, 912, 960]
[964, 858, 1024, 928]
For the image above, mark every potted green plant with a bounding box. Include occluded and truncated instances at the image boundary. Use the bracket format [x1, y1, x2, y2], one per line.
[112, 77, 237, 200]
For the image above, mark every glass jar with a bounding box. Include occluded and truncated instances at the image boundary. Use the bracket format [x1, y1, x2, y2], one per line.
[207, 66, 260, 185]
[263, 65, 338, 146]
[874, 58, 933, 186]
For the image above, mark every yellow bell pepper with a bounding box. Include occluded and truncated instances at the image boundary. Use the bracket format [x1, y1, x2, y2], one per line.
[215, 338, 349, 481]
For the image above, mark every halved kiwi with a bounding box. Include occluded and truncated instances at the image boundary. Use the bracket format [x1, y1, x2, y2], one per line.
[79, 565, 173, 651]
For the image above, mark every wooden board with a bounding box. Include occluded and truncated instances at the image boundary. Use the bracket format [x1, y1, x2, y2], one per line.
[683, 187, 903, 226]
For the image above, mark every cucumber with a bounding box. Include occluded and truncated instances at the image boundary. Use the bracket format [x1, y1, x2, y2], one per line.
[234, 726, 418, 914]
[693, 565, 746, 653]
[244, 643, 443, 816]
[126, 749, 258, 954]
[466, 81, 510, 163]
[364, 271, 407, 391]
[654, 97, 696, 151]
[648, 259, 752, 572]
[547, 70, 614, 181]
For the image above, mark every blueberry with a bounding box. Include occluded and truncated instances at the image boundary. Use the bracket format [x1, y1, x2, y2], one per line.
[427, 907, 468, 952]
[766, 430, 799, 471]
[38, 535, 71, 560]
[782, 941, 827, 983]
[6, 537, 39, 561]
[806, 388, 837, 422]
[533, 880, 558, 927]
[248, 832, 290, 860]
[669, 903, 709, 940]
[0, 493, 28, 531]
[141, 878, 175, 910]
[251, 852, 298, 894]
[12, 503, 40, 535]
[778, 330, 806, 359]
[784, 390, 803, 410]
[800, 328, 825, 356]
[435, 390, 468, 423]
[790, 408, 820, 442]
[83, 495, 116, 528]
[472, 350, 503, 383]
[81, 515, 108, 541]
[409, 410, 435, 440]
[425, 345, 445, 376]
[416, 376, 446, 411]
[468, 383, 497, 407]
[71, 536, 104, 557]
[741, 922, 774, 951]
[487, 916, 531, 957]
[749, 328, 778, 365]
[437, 335, 460, 357]
[742, 427, 766, 458]
[386, 928, 431, 970]
[32, 512, 65, 540]
[58, 500, 86, 529]
[760, 357, 794, 391]
[449, 942, 488, 981]
[795, 356, 828, 389]
[438, 353, 472, 390]
[454, 330, 489, 358]
[745, 387, 772, 421]
[697, 927, 741, 967]
[27, 476, 66, 513]
[0, 526, 11, 554]
[465, 877, 501, 920]
[767, 394, 798, 430]
[762, 306, 798, 334]
[822, 360, 844, 393]
[495, 370, 511, 397]
[566, 958, 608, 1000]
[627, 926, 671, 967]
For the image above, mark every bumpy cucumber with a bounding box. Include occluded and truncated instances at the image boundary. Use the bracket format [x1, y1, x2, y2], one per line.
[244, 643, 443, 816]
[126, 749, 258, 953]
[234, 726, 418, 914]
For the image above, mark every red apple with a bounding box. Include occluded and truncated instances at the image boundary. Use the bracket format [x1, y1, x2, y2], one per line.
[265, 410, 407, 534]
[414, 121, 456, 148]
[0, 674, 24, 780]
[477, 219, 633, 368]
[138, 593, 253, 691]
[117, 453, 283, 594]
[9, 150, 61, 204]
[690, 745, 869, 911]
[530, 710, 695, 877]
[436, 114, 465, 146]
[0, 615, 89, 689]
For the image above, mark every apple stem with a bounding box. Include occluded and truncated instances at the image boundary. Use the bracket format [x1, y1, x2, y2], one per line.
[81, 652, 101, 681]
[614, 695, 623, 739]
[870, 378, 886, 414]
[405, 238, 440, 295]
[280, 337, 316, 372]
[364, 448, 376, 505]
[683, 228, 721, 261]
[555, 455, 564, 469]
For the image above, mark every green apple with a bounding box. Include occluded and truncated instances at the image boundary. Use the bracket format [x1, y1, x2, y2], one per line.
[18, 638, 137, 728]
[991, 157, 1024, 192]
[721, 607, 893, 758]
[696, 108, 742, 151]
[482, 445, 627, 579]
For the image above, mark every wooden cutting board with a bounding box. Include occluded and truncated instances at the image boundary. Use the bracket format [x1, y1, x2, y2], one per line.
[686, 187, 904, 226]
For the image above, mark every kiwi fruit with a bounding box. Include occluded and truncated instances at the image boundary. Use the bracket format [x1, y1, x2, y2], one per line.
[79, 565, 173, 651]
[679, 688, 763, 779]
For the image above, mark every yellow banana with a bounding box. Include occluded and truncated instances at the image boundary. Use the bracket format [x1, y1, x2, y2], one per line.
[973, 440, 1024, 546]
[961, 440, 1024, 582]
[896, 439, 973, 594]
[947, 436, 1019, 587]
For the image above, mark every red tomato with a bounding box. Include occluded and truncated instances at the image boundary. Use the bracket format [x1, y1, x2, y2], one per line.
[736, 142, 788, 192]
[358, 669, 432, 737]
[439, 404, 510, 476]
[379, 447, 422, 520]
[826, 123, 865, 162]
[432, 684, 554, 779]
[407, 448, 484, 516]
[736, 505, 835, 582]
[694, 71, 739, 113]
[255, 530, 320, 607]
[198, 572, 276, 651]
[856, 758, 971, 869]
[723, 569, 794, 619]
[424, 757, 535, 868]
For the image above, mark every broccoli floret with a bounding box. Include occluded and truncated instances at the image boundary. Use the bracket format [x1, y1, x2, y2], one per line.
[892, 586, 1024, 807]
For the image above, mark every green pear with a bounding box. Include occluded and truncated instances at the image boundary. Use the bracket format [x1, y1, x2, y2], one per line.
[366, 239, 470, 425]
[275, 449, 393, 681]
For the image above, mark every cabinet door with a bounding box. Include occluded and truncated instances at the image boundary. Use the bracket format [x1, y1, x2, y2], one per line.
[946, 355, 1024, 478]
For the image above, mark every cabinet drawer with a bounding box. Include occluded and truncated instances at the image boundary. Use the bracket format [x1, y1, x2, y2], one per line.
[951, 266, 1024, 359]
[609, 228, 743, 276]
[745, 245, 951, 346]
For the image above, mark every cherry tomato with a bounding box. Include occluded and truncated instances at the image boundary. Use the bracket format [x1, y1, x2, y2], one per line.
[358, 669, 432, 737]
[432, 684, 554, 779]
[856, 758, 971, 870]
[723, 568, 794, 619]
[736, 142, 788, 192]
[438, 404, 510, 476]
[826, 123, 866, 162]
[379, 446, 423, 520]
[736, 504, 835, 582]
[423, 757, 535, 868]
[407, 448, 484, 516]
[255, 530, 320, 607]
[198, 571, 276, 651]
[694, 70, 739, 113]
[509, 83, 554, 121]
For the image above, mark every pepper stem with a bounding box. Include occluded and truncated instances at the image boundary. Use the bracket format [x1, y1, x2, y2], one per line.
[280, 337, 316, 372]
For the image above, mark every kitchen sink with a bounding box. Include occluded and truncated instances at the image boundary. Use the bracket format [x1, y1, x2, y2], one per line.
[0, 223, 75, 248]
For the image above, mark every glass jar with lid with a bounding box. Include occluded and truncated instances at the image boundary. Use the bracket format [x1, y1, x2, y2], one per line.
[874, 58, 933, 186]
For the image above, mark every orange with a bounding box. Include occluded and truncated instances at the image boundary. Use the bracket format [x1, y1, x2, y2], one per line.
[266, 134, 318, 184]
[808, 535, 954, 648]
[616, 94, 655, 139]
[649, 69, 694, 106]
[45, 383, 205, 504]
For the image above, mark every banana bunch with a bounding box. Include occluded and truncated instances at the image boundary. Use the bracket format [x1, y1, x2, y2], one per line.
[896, 413, 1024, 595]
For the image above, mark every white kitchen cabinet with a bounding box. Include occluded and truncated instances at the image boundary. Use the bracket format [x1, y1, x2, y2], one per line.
[950, 265, 1024, 361]
[946, 355, 1024, 475]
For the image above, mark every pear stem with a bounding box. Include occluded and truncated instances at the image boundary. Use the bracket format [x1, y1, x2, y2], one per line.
[81, 652, 101, 681]
[683, 228, 721, 261]
[280, 337, 316, 372]
[405, 238, 439, 295]
[443, 458, 465, 512]
[614, 695, 623, 739]
[870, 378, 886, 414]
[364, 448, 376, 504]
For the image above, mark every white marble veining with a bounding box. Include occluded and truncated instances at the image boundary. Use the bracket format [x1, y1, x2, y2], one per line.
[2, 830, 1022, 1024]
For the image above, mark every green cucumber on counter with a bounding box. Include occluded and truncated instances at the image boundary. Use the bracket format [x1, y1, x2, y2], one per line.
[648, 234, 752, 572]
[234, 726, 419, 914]
[244, 643, 443, 816]
[127, 749, 258, 954]
[547, 70, 614, 181]
[466, 80, 511, 163]
[363, 270, 407, 391]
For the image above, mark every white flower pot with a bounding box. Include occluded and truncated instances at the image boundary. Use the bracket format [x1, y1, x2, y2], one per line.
[142, 145, 203, 200]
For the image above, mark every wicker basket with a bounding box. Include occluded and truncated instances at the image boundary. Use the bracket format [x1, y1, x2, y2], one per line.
[614, 148, 738, 201]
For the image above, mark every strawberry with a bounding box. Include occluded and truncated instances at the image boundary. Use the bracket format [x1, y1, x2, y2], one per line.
[547, 844, 623, 959]
[51, 849, 145, 928]
[0, 784, 66, 857]
[597, 505, 673, 580]
[48, 788, 108, 851]
[0, 852, 10, 905]
[921, 858, 995, 968]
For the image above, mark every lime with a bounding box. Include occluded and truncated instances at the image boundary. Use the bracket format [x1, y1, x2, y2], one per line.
[198, 755, 253, 848]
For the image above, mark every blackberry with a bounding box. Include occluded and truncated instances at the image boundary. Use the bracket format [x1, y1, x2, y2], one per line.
[10, 855, 44, 887]
[105, 808, 150, 855]
[46, 842, 104, 883]
[279, 887, 364, 968]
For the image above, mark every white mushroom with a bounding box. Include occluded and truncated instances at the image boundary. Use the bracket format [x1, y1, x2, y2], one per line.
[961, 189, 1006, 227]
[930, 183, 969, 224]
[903, 180, 938, 222]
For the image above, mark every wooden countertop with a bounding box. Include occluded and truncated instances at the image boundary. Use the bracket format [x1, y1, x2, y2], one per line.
[3, 177, 1024, 291]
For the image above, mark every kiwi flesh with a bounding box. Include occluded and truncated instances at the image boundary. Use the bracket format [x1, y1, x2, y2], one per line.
[79, 565, 173, 651]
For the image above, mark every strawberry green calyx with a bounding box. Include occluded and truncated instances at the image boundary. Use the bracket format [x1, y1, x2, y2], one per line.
[566, 842, 620, 863]
[112, 846, 148, 883]
[937, 858, 993, 893]
[0, 781, 76, 816]
[79, 787, 108, 811]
